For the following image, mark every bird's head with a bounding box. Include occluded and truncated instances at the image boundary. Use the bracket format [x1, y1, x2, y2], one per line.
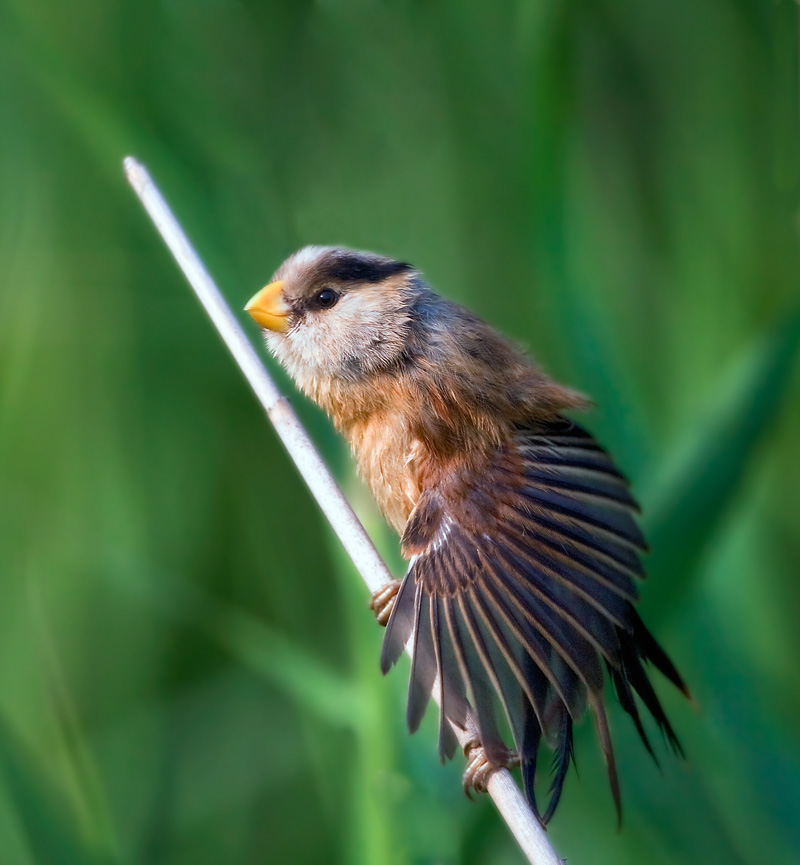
[245, 246, 419, 395]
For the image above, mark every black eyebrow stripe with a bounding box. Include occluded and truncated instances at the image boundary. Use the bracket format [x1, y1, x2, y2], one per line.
[320, 254, 413, 284]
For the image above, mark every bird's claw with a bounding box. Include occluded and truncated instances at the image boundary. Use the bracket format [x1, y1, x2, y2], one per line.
[462, 739, 520, 799]
[369, 580, 401, 627]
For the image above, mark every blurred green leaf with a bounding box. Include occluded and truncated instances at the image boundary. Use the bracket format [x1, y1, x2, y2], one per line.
[28, 581, 121, 864]
[110, 562, 361, 728]
[643, 310, 800, 622]
[0, 715, 115, 865]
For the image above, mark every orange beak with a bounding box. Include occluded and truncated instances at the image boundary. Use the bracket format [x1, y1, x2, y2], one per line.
[245, 281, 290, 332]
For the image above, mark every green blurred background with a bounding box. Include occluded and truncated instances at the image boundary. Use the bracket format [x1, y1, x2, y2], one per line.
[1, 1, 799, 863]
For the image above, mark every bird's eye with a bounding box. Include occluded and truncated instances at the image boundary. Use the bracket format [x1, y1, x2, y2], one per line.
[313, 288, 339, 310]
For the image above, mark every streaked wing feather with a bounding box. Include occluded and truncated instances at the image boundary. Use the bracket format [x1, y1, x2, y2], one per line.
[542, 707, 573, 824]
[517, 484, 647, 548]
[446, 594, 508, 764]
[501, 517, 641, 603]
[524, 466, 639, 510]
[630, 609, 689, 694]
[608, 660, 657, 762]
[469, 578, 580, 716]
[591, 694, 622, 824]
[519, 653, 545, 816]
[491, 536, 624, 661]
[381, 568, 417, 673]
[501, 500, 646, 579]
[429, 595, 452, 761]
[407, 578, 434, 733]
[480, 555, 605, 692]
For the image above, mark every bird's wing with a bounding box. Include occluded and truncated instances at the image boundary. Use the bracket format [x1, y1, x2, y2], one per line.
[381, 419, 687, 824]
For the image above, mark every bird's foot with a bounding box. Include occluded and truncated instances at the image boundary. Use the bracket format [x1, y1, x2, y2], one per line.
[369, 579, 401, 627]
[462, 739, 520, 798]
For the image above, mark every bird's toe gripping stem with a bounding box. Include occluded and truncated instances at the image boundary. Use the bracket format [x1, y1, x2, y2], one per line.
[462, 739, 520, 799]
[369, 579, 401, 627]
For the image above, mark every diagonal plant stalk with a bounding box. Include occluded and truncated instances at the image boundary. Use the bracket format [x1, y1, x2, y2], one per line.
[124, 156, 564, 865]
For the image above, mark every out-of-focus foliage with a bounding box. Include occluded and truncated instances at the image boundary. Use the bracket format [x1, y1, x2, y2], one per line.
[1, 1, 798, 863]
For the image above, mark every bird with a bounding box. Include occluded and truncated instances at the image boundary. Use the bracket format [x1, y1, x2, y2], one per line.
[245, 245, 689, 825]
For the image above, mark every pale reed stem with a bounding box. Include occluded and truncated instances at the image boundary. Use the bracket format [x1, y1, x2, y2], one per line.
[123, 156, 564, 865]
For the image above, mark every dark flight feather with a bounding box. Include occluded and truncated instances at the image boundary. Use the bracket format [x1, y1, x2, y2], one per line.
[383, 420, 687, 823]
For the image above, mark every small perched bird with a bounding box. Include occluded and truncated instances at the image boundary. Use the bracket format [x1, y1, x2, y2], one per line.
[246, 246, 688, 824]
